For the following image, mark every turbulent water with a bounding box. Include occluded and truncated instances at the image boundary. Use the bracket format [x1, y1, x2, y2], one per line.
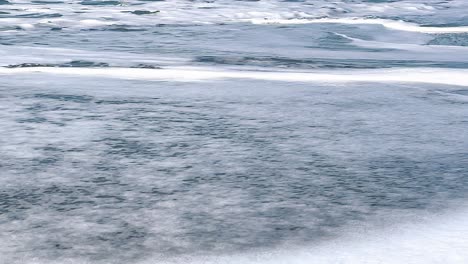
[1, 0, 468, 263]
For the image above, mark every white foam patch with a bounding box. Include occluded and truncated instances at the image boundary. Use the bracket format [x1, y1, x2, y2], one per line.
[18, 207, 466, 264]
[0, 45, 190, 67]
[158, 207, 468, 264]
[1, 67, 468, 87]
[248, 17, 468, 34]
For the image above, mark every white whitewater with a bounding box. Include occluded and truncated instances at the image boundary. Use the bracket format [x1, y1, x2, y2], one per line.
[248, 18, 468, 34]
[16, 207, 468, 264]
[1, 67, 468, 87]
[159, 208, 468, 264]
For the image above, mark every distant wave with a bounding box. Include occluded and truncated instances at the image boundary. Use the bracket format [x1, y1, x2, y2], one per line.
[247, 17, 468, 34]
[334, 33, 468, 52]
[1, 66, 468, 86]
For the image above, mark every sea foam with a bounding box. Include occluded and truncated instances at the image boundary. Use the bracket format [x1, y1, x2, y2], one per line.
[1, 67, 468, 87]
[8, 207, 468, 264]
[248, 17, 468, 34]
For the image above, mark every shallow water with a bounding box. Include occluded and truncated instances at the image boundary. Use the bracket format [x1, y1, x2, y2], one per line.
[1, 0, 468, 263]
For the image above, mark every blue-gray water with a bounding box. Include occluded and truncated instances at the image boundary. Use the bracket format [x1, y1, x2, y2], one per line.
[1, 0, 468, 263]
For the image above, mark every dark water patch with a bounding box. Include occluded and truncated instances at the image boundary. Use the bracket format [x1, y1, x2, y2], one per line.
[309, 32, 354, 50]
[121, 10, 160, 15]
[80, 0, 121, 5]
[97, 137, 159, 157]
[24, 102, 51, 112]
[31, 0, 64, 4]
[313, 32, 388, 51]
[422, 22, 468, 27]
[61, 60, 109, 67]
[102, 25, 147, 32]
[195, 55, 468, 69]
[131, 63, 162, 69]
[0, 0, 10, 4]
[0, 185, 96, 214]
[16, 116, 48, 124]
[197, 6, 218, 9]
[95, 98, 156, 105]
[82, 25, 148, 32]
[362, 0, 398, 2]
[6, 63, 56, 68]
[33, 93, 94, 103]
[430, 89, 468, 104]
[6, 61, 110, 68]
[0, 188, 43, 214]
[94, 224, 148, 247]
[451, 89, 468, 96]
[362, 154, 468, 208]
[80, 0, 122, 6]
[13, 13, 63, 18]
[428, 34, 468, 46]
[31, 155, 62, 167]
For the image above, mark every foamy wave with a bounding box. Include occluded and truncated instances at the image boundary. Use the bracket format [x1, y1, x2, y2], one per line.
[22, 207, 464, 264]
[248, 17, 468, 34]
[158, 207, 468, 264]
[1, 0, 464, 31]
[1, 67, 468, 86]
[335, 33, 468, 52]
[0, 45, 190, 67]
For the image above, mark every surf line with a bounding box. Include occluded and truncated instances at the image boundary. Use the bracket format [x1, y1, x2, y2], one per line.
[1, 66, 468, 86]
[247, 17, 468, 34]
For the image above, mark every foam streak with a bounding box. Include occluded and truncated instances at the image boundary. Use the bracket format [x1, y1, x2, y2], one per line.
[1, 67, 468, 86]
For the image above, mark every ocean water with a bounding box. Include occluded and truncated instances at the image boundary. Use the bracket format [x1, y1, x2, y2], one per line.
[1, 0, 468, 263]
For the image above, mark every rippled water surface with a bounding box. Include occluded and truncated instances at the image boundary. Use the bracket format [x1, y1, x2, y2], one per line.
[1, 0, 468, 263]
